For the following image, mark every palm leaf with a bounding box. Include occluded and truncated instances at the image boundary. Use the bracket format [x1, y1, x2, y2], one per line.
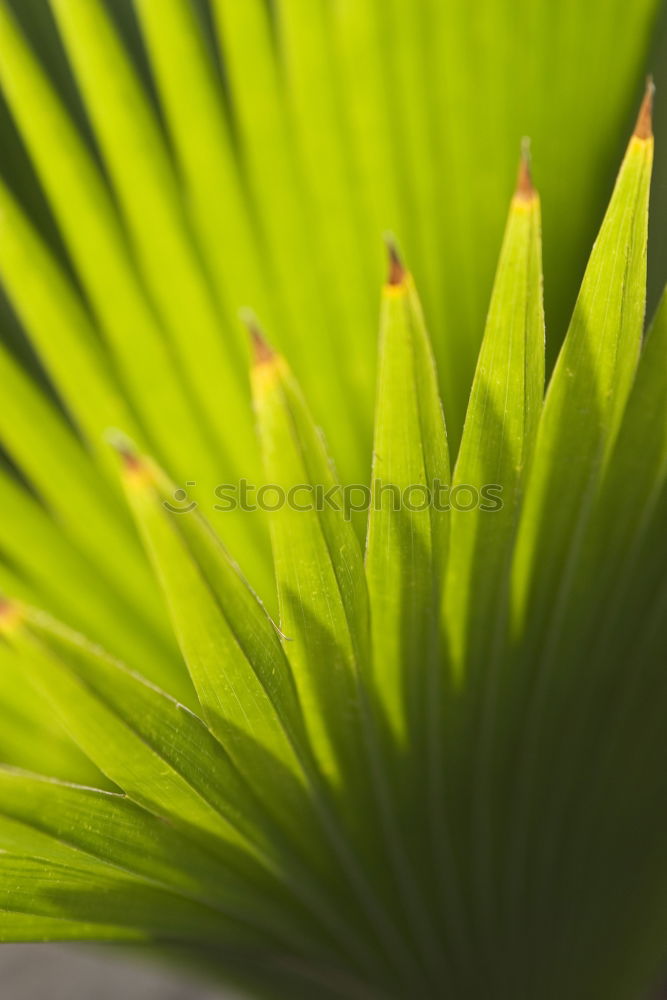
[0, 1, 666, 997]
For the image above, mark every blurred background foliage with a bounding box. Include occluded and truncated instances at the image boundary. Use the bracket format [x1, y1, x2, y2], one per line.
[1, 0, 665, 453]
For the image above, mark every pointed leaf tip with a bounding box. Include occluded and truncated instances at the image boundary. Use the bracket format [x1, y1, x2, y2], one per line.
[105, 428, 142, 472]
[634, 76, 655, 140]
[384, 236, 406, 286]
[106, 431, 153, 488]
[515, 138, 536, 201]
[240, 310, 275, 366]
[0, 597, 21, 633]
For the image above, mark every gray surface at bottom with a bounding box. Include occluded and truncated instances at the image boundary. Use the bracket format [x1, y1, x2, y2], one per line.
[0, 944, 234, 999]
[2, 945, 664, 998]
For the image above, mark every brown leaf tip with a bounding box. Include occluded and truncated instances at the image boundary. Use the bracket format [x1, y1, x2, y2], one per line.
[383, 234, 406, 286]
[515, 137, 536, 201]
[105, 429, 142, 471]
[241, 310, 275, 366]
[634, 76, 655, 140]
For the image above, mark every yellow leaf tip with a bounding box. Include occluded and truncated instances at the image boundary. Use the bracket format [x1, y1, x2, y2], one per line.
[634, 76, 655, 140]
[514, 137, 536, 201]
[384, 233, 406, 286]
[105, 428, 142, 471]
[0, 596, 22, 634]
[240, 309, 275, 366]
[105, 429, 153, 486]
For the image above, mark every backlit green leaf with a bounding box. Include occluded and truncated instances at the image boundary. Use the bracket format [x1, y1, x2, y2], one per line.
[251, 333, 370, 795]
[444, 154, 544, 681]
[365, 252, 450, 748]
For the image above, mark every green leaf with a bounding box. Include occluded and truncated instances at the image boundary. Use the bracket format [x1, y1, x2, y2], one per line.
[0, 645, 101, 786]
[0, 465, 187, 698]
[586, 286, 667, 618]
[363, 254, 453, 980]
[330, 1, 404, 264]
[0, 1, 223, 489]
[504, 87, 655, 924]
[516, 288, 667, 918]
[440, 154, 544, 947]
[212, 0, 365, 480]
[511, 89, 654, 637]
[133, 0, 274, 331]
[444, 154, 545, 682]
[250, 332, 369, 794]
[0, 604, 269, 857]
[248, 332, 423, 982]
[116, 446, 327, 867]
[365, 251, 450, 748]
[0, 602, 382, 968]
[48, 0, 257, 481]
[0, 766, 242, 895]
[0, 178, 141, 470]
[0, 345, 159, 619]
[0, 854, 253, 944]
[0, 910, 147, 944]
[0, 767, 336, 954]
[0, 0, 666, 992]
[273, 0, 378, 414]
